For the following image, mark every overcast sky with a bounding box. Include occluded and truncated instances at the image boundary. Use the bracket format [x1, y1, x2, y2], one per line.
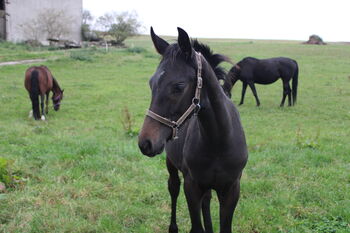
[83, 0, 349, 42]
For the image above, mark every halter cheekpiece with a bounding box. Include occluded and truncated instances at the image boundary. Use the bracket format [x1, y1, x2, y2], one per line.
[146, 52, 203, 140]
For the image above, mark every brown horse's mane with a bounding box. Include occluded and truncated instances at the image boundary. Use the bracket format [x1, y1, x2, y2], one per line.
[52, 77, 62, 92]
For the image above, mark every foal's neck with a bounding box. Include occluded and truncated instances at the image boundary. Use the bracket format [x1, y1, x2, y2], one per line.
[195, 58, 233, 143]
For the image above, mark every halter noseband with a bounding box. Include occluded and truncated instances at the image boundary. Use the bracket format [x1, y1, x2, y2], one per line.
[146, 52, 203, 140]
[53, 93, 62, 107]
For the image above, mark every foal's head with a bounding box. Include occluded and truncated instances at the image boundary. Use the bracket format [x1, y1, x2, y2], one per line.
[52, 89, 64, 111]
[138, 27, 200, 157]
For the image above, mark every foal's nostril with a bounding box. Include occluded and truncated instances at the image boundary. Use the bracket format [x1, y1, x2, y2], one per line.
[139, 139, 153, 155]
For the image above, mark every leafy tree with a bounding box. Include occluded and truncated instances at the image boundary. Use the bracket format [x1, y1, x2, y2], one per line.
[82, 9, 96, 41]
[96, 11, 142, 46]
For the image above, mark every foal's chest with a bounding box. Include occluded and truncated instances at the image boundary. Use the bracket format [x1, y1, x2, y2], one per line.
[184, 153, 238, 187]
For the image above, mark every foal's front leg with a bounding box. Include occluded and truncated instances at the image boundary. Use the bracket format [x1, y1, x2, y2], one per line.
[202, 190, 213, 233]
[166, 158, 181, 233]
[217, 180, 241, 233]
[184, 177, 206, 233]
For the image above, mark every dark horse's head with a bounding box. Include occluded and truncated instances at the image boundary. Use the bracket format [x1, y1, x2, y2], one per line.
[138, 27, 229, 157]
[225, 64, 241, 97]
[52, 89, 64, 111]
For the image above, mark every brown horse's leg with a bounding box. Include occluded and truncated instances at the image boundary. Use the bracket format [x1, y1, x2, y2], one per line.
[184, 177, 205, 233]
[166, 158, 181, 233]
[202, 190, 213, 233]
[40, 95, 46, 120]
[217, 180, 241, 233]
[45, 92, 49, 114]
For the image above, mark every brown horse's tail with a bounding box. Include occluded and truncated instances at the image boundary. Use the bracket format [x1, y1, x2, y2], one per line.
[30, 70, 40, 120]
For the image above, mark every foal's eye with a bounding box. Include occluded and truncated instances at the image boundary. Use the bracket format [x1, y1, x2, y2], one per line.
[172, 83, 185, 94]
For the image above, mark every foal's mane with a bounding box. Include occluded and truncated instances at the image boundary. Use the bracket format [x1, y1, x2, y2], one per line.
[192, 40, 230, 86]
[52, 77, 62, 92]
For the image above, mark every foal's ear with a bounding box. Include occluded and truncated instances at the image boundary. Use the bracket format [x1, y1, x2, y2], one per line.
[177, 27, 192, 58]
[150, 27, 169, 55]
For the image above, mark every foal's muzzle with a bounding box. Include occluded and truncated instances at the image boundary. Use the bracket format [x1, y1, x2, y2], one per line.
[138, 138, 165, 157]
[138, 117, 168, 157]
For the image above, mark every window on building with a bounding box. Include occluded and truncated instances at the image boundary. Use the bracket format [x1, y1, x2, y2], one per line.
[0, 0, 5, 11]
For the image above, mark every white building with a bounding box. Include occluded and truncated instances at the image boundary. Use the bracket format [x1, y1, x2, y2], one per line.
[0, 0, 82, 44]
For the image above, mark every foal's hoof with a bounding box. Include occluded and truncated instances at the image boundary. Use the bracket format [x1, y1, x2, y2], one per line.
[169, 224, 178, 233]
[41, 115, 46, 121]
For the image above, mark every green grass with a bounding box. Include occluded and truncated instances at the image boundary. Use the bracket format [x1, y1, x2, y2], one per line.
[0, 36, 349, 232]
[0, 41, 70, 63]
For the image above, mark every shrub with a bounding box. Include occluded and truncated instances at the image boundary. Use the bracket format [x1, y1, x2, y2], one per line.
[126, 46, 146, 54]
[70, 50, 94, 62]
[121, 106, 138, 137]
[0, 157, 24, 190]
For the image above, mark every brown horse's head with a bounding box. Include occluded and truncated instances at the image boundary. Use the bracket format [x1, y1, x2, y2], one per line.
[52, 89, 64, 111]
[138, 27, 200, 157]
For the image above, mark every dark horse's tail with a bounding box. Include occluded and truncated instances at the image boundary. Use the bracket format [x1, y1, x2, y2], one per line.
[30, 70, 40, 120]
[292, 61, 299, 105]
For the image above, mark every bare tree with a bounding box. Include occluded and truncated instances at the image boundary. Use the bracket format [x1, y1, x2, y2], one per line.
[19, 17, 42, 42]
[20, 8, 74, 43]
[96, 12, 116, 31]
[38, 8, 74, 39]
[83, 10, 93, 25]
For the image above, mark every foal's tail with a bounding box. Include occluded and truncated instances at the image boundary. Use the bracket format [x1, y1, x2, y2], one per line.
[292, 61, 299, 105]
[30, 70, 40, 120]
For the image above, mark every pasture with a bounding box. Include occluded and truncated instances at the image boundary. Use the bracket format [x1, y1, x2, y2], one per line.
[0, 37, 349, 232]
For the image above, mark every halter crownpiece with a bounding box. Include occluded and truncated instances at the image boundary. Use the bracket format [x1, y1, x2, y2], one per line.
[146, 52, 203, 140]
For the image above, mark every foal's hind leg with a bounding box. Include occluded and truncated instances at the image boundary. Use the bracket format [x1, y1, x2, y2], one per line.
[40, 95, 46, 120]
[166, 158, 181, 233]
[280, 81, 292, 107]
[202, 190, 213, 233]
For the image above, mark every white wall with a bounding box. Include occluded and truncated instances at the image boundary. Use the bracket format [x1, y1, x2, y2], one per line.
[5, 0, 82, 43]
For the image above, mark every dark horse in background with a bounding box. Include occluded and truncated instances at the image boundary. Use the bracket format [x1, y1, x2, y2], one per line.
[138, 27, 248, 233]
[24, 65, 64, 120]
[225, 57, 299, 106]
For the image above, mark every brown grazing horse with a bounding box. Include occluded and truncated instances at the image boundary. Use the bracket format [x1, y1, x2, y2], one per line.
[24, 65, 64, 120]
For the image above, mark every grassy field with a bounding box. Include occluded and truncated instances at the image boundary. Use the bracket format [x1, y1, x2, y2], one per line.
[0, 36, 349, 233]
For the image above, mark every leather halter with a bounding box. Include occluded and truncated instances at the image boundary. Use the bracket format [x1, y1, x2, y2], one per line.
[146, 52, 203, 140]
[53, 93, 62, 107]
